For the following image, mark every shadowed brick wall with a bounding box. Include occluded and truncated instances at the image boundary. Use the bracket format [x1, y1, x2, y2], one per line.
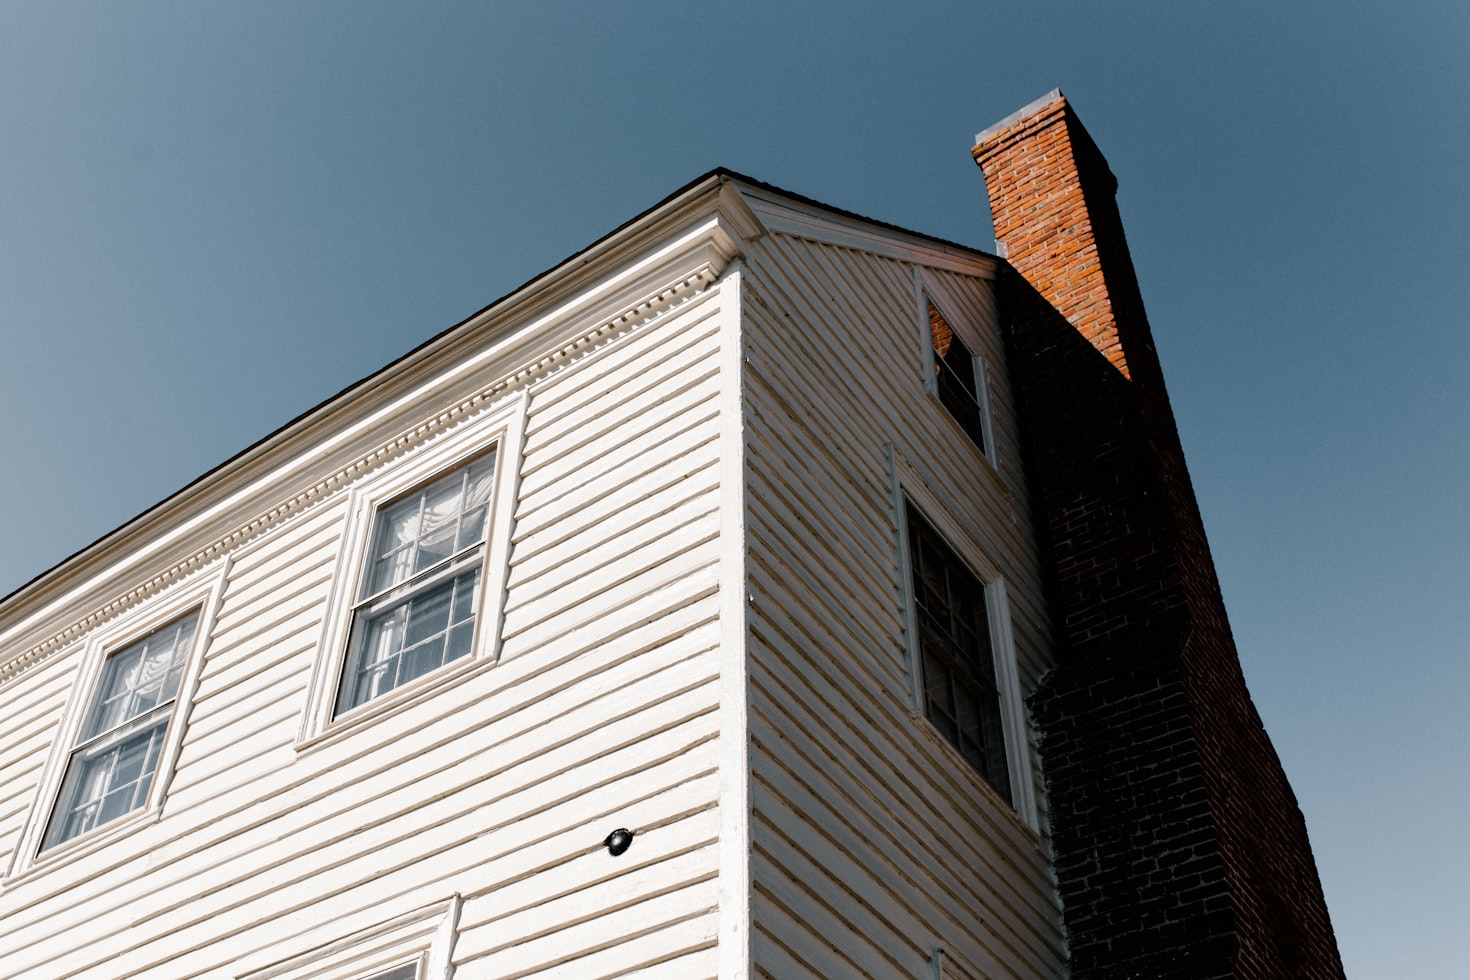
[974, 91, 1343, 978]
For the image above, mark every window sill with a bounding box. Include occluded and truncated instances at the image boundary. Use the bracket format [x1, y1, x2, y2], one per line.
[294, 652, 498, 756]
[907, 705, 1041, 844]
[2, 805, 163, 892]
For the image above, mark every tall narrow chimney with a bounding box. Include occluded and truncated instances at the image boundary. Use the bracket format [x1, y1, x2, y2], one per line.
[975, 92, 1343, 978]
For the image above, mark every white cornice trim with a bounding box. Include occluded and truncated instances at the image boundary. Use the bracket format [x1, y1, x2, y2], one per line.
[0, 210, 743, 687]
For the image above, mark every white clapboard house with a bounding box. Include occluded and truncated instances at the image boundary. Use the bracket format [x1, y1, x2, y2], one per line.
[0, 160, 1064, 979]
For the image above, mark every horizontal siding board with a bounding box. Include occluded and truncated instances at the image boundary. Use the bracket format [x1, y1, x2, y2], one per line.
[751, 879, 866, 979]
[522, 324, 720, 462]
[490, 880, 720, 980]
[513, 430, 721, 576]
[515, 385, 719, 521]
[743, 474, 906, 688]
[520, 357, 720, 498]
[501, 549, 719, 657]
[518, 298, 721, 437]
[600, 943, 720, 980]
[742, 389, 893, 594]
[519, 327, 721, 485]
[751, 829, 917, 979]
[747, 641, 1056, 922]
[485, 840, 720, 953]
[509, 435, 720, 559]
[510, 485, 720, 600]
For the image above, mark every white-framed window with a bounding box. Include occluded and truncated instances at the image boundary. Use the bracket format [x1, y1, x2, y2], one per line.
[917, 286, 995, 462]
[300, 399, 523, 743]
[337, 452, 497, 715]
[235, 896, 461, 980]
[43, 611, 200, 849]
[905, 503, 1011, 802]
[6, 567, 225, 879]
[889, 448, 1035, 823]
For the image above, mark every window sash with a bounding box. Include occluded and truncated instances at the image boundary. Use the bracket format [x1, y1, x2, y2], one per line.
[45, 715, 170, 848]
[42, 612, 197, 851]
[336, 454, 495, 716]
[929, 302, 987, 454]
[907, 506, 1011, 802]
[337, 558, 483, 714]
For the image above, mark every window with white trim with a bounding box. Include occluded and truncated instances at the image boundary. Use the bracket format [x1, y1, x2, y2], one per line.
[43, 611, 200, 850]
[905, 503, 1011, 804]
[300, 402, 521, 745]
[926, 298, 992, 459]
[337, 451, 497, 716]
[235, 896, 460, 980]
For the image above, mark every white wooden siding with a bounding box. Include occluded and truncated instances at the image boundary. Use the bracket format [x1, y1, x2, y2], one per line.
[740, 230, 1066, 978]
[0, 267, 733, 978]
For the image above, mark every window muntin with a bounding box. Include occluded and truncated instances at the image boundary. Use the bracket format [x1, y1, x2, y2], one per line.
[928, 301, 987, 455]
[43, 612, 198, 850]
[337, 452, 496, 715]
[906, 505, 1011, 802]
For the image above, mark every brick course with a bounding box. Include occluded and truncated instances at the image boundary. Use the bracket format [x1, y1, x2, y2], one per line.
[975, 91, 1343, 978]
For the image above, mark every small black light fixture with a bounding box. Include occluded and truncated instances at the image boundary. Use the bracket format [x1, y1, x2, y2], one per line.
[603, 828, 635, 856]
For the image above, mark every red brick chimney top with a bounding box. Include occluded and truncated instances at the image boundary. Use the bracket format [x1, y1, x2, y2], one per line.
[972, 90, 1131, 377]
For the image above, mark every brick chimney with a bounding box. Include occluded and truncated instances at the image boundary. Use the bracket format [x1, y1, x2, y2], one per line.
[974, 92, 1344, 978]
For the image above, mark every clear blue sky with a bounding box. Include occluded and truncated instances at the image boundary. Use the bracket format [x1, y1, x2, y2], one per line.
[2, 3, 1464, 976]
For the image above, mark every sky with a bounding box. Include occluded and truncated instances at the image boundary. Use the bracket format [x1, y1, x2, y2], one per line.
[1, 2, 1465, 976]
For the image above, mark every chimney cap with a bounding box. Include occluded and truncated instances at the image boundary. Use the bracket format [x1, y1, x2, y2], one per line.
[974, 88, 1065, 145]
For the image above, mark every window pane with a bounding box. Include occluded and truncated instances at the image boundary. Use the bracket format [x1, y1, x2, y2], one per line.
[47, 720, 169, 848]
[907, 507, 1010, 802]
[84, 615, 196, 740]
[414, 479, 463, 573]
[341, 567, 481, 713]
[456, 456, 496, 550]
[929, 303, 987, 454]
[362, 453, 496, 599]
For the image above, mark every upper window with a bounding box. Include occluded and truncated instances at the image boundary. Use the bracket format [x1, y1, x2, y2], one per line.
[927, 300, 989, 457]
[337, 452, 497, 716]
[905, 504, 1011, 803]
[43, 611, 199, 850]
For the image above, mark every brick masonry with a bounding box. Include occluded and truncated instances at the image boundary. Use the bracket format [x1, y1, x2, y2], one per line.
[974, 92, 1343, 978]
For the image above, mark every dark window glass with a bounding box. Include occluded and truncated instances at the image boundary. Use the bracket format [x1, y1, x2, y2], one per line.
[906, 506, 1010, 802]
[929, 302, 987, 454]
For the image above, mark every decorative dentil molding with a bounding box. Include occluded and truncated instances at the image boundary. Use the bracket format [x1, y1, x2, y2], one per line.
[0, 243, 732, 689]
